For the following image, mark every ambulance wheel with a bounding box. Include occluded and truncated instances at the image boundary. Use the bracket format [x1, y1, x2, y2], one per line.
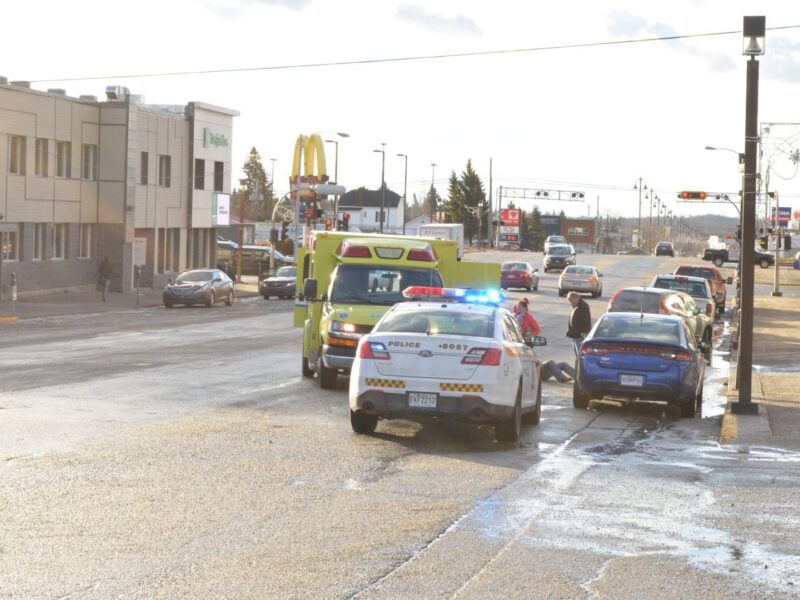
[301, 354, 313, 378]
[317, 357, 337, 389]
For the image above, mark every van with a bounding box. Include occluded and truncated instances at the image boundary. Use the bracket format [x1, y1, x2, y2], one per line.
[295, 232, 500, 388]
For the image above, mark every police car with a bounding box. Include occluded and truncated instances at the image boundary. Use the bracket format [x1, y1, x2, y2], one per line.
[349, 287, 547, 443]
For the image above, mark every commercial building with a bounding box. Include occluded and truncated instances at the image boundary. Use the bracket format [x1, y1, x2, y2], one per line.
[0, 77, 238, 296]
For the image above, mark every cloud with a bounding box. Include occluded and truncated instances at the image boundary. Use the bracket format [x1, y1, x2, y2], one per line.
[396, 4, 481, 37]
[765, 37, 800, 83]
[606, 11, 735, 73]
[197, 0, 311, 19]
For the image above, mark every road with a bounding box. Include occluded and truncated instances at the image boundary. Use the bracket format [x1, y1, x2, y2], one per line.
[1, 252, 799, 599]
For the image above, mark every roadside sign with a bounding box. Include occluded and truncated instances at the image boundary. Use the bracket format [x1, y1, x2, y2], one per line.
[500, 209, 520, 226]
[133, 237, 147, 266]
[499, 225, 518, 234]
[772, 206, 791, 226]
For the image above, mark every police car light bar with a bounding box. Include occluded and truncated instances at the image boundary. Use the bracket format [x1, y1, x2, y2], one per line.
[402, 286, 505, 305]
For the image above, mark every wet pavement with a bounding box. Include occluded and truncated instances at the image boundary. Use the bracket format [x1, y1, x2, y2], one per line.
[1, 253, 799, 598]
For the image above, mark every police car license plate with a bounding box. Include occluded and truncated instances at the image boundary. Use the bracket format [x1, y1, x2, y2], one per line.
[620, 374, 644, 387]
[408, 392, 437, 408]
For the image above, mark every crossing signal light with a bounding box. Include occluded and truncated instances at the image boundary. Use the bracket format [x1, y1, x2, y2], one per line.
[280, 220, 289, 241]
[678, 191, 707, 200]
[325, 218, 332, 231]
[342, 212, 350, 231]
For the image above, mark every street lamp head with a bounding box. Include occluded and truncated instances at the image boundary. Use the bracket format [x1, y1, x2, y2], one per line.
[742, 16, 766, 56]
[396, 153, 406, 158]
[337, 132, 350, 138]
[373, 149, 383, 154]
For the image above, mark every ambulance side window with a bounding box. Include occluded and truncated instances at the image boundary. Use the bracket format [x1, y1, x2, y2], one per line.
[303, 252, 311, 279]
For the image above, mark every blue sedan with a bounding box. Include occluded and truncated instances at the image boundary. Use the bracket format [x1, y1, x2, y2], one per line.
[573, 313, 707, 417]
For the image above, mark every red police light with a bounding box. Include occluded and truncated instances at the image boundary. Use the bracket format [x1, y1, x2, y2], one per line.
[678, 191, 707, 200]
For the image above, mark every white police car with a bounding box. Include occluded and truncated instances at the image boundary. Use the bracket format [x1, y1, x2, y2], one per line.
[349, 287, 546, 443]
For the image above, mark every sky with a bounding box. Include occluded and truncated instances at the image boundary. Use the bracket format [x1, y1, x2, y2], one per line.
[5, 0, 800, 223]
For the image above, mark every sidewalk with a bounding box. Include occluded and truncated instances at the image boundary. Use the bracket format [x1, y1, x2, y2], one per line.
[721, 295, 800, 448]
[0, 276, 261, 322]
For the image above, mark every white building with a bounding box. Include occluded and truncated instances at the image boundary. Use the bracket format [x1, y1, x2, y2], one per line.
[337, 186, 401, 233]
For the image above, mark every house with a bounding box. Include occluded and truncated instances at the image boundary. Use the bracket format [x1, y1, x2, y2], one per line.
[337, 186, 401, 233]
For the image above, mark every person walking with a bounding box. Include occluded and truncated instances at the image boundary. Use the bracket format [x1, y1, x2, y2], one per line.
[566, 291, 592, 356]
[514, 297, 541, 341]
[99, 256, 112, 302]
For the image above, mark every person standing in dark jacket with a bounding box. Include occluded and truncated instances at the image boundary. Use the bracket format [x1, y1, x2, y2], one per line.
[566, 291, 592, 356]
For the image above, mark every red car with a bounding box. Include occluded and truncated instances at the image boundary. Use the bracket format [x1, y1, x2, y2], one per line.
[674, 265, 730, 314]
[501, 261, 539, 291]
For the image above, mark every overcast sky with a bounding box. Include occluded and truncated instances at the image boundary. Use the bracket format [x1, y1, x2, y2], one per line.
[5, 0, 800, 221]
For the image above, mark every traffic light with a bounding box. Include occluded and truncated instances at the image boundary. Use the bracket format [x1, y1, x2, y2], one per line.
[342, 213, 350, 231]
[570, 192, 585, 199]
[678, 191, 707, 200]
[280, 220, 289, 241]
[325, 218, 332, 231]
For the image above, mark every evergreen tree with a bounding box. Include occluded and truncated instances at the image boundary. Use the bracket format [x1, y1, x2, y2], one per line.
[240, 147, 270, 221]
[528, 206, 546, 251]
[460, 159, 487, 242]
[425, 185, 442, 220]
[445, 170, 464, 226]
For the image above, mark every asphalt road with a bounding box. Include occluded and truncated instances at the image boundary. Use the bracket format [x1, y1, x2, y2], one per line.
[1, 252, 799, 599]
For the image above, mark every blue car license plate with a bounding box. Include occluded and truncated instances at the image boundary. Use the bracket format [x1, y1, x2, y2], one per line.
[620, 374, 644, 387]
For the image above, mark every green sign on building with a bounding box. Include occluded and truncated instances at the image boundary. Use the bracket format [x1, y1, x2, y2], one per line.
[204, 128, 229, 148]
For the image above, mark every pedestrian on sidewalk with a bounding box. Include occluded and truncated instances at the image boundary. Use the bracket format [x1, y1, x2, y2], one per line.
[99, 256, 112, 302]
[566, 291, 592, 356]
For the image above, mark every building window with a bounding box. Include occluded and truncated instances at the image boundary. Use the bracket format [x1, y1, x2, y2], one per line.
[140, 152, 149, 185]
[35, 138, 49, 177]
[33, 224, 46, 260]
[213, 161, 224, 192]
[159, 155, 171, 187]
[79, 223, 93, 258]
[567, 227, 589, 237]
[8, 135, 26, 175]
[82, 144, 97, 180]
[56, 141, 71, 178]
[53, 223, 68, 259]
[1, 227, 19, 262]
[194, 159, 205, 190]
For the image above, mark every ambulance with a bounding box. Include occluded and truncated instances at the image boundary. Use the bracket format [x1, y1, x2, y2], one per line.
[295, 231, 500, 388]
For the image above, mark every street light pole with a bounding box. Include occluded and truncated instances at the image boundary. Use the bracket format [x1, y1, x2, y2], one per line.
[324, 132, 349, 231]
[634, 178, 647, 249]
[733, 15, 766, 415]
[397, 153, 408, 235]
[430, 163, 437, 221]
[373, 143, 386, 233]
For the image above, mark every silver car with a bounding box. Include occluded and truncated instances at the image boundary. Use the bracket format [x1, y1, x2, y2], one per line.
[558, 265, 603, 298]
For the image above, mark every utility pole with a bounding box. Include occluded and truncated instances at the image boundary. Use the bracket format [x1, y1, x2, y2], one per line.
[488, 159, 494, 248]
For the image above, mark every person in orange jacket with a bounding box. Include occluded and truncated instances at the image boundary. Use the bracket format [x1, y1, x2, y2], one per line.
[514, 297, 541, 340]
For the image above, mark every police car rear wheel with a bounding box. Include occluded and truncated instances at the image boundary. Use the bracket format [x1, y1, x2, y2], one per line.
[495, 385, 522, 443]
[350, 410, 378, 434]
[524, 381, 542, 426]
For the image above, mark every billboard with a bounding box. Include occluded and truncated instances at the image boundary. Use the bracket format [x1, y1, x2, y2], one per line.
[212, 193, 231, 226]
[771, 206, 792, 227]
[500, 208, 520, 226]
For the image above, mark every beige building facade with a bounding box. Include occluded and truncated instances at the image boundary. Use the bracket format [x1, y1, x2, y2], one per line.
[0, 78, 237, 295]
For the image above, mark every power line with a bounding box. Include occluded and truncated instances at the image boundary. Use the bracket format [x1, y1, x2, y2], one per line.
[29, 25, 800, 84]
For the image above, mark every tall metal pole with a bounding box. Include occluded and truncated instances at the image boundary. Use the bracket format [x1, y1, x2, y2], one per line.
[733, 50, 761, 413]
[772, 190, 782, 297]
[397, 153, 408, 235]
[374, 143, 386, 233]
[430, 163, 437, 221]
[488, 158, 493, 248]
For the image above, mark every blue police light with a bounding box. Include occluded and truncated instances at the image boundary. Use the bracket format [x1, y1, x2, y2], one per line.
[403, 286, 505, 305]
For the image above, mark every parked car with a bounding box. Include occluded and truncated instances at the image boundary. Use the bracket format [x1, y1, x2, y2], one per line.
[501, 261, 539, 291]
[673, 265, 730, 314]
[558, 265, 603, 298]
[544, 235, 567, 253]
[543, 244, 576, 273]
[163, 269, 234, 308]
[217, 243, 295, 277]
[650, 274, 716, 320]
[573, 313, 707, 418]
[260, 266, 297, 299]
[607, 286, 713, 357]
[655, 241, 675, 257]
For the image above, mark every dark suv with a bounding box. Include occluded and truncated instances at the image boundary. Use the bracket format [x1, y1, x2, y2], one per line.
[655, 241, 675, 257]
